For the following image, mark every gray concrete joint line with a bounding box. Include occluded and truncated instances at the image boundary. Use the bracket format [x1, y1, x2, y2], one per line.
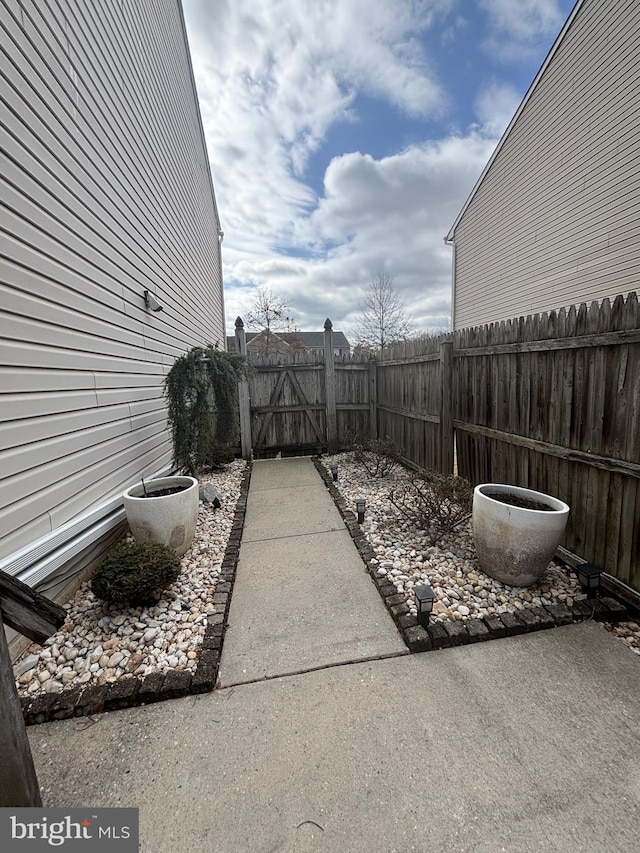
[242, 527, 346, 545]
[249, 483, 319, 494]
[217, 648, 410, 690]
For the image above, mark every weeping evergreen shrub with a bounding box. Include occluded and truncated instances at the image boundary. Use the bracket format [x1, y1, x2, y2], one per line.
[164, 345, 250, 475]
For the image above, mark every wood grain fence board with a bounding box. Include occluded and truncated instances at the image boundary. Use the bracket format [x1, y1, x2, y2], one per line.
[451, 421, 640, 478]
[627, 343, 640, 462]
[377, 405, 439, 424]
[605, 471, 625, 575]
[584, 464, 600, 563]
[593, 469, 611, 570]
[618, 478, 637, 586]
[631, 484, 640, 593]
[288, 369, 325, 445]
[610, 347, 629, 458]
[454, 328, 640, 358]
[369, 359, 378, 440]
[565, 459, 583, 556]
[254, 370, 287, 448]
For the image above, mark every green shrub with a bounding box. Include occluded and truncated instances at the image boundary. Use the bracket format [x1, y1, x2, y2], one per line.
[91, 541, 181, 607]
[389, 471, 473, 545]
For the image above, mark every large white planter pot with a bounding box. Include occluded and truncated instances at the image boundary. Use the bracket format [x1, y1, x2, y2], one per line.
[473, 484, 570, 587]
[123, 476, 199, 557]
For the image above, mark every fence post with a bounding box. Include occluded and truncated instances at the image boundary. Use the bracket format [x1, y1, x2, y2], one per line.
[440, 339, 454, 475]
[235, 317, 252, 459]
[324, 318, 338, 453]
[369, 357, 378, 440]
[0, 570, 65, 807]
[0, 611, 41, 806]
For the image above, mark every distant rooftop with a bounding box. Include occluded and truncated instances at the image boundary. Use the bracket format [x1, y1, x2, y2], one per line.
[227, 329, 350, 352]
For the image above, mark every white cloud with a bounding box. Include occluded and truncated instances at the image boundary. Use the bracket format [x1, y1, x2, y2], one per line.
[233, 136, 497, 335]
[478, 0, 567, 61]
[182, 0, 501, 337]
[474, 80, 522, 137]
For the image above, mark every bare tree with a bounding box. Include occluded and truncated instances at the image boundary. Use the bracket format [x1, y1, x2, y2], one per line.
[245, 286, 296, 354]
[354, 271, 411, 351]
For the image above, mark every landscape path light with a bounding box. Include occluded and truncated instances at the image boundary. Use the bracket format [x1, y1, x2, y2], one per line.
[414, 584, 436, 627]
[330, 463, 338, 482]
[575, 562, 602, 598]
[356, 497, 366, 524]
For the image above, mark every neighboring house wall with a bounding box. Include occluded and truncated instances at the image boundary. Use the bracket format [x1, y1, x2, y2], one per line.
[0, 1, 224, 611]
[447, 0, 640, 329]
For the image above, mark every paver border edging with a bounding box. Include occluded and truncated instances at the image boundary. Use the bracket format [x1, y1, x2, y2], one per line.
[21, 463, 252, 726]
[312, 458, 628, 653]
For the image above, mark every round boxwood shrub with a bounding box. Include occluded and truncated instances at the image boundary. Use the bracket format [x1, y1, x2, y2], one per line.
[91, 541, 181, 607]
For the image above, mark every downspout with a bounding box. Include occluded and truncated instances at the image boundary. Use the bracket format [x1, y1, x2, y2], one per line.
[444, 234, 456, 330]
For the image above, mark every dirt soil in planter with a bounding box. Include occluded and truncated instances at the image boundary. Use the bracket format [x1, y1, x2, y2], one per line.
[140, 485, 189, 498]
[483, 491, 555, 511]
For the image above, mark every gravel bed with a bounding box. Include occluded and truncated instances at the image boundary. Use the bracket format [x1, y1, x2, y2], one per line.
[14, 461, 247, 698]
[601, 620, 640, 656]
[321, 452, 583, 622]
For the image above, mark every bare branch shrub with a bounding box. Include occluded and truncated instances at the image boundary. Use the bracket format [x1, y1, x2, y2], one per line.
[351, 434, 403, 478]
[389, 471, 473, 544]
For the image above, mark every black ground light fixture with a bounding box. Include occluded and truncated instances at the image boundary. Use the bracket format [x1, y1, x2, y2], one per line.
[356, 498, 366, 524]
[414, 584, 436, 627]
[575, 563, 602, 598]
[330, 463, 338, 482]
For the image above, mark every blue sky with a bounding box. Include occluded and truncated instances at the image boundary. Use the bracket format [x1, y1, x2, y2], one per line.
[183, 0, 576, 338]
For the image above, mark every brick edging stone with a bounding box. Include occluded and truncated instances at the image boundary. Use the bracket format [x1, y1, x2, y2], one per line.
[313, 458, 629, 654]
[22, 463, 252, 725]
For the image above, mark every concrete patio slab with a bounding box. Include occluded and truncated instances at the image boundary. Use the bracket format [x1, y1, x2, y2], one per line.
[29, 623, 640, 853]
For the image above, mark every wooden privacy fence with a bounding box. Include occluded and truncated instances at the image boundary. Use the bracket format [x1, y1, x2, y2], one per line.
[234, 317, 372, 456]
[452, 293, 640, 593]
[234, 293, 639, 592]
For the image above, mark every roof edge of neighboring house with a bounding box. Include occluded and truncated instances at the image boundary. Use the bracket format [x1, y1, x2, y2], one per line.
[176, 0, 227, 339]
[444, 0, 585, 244]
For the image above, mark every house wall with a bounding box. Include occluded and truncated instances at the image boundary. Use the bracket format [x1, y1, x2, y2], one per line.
[450, 0, 640, 329]
[0, 1, 224, 604]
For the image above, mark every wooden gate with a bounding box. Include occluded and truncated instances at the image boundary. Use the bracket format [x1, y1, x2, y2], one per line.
[249, 357, 328, 454]
[234, 317, 372, 457]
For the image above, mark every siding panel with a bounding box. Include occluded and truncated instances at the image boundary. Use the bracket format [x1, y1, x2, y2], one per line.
[451, 0, 640, 329]
[0, 0, 225, 587]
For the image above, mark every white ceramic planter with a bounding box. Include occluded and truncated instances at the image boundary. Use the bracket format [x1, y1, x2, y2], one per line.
[473, 484, 570, 587]
[123, 476, 199, 557]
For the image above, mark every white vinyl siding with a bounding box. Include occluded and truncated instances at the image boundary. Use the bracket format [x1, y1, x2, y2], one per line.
[0, 1, 224, 579]
[450, 0, 640, 329]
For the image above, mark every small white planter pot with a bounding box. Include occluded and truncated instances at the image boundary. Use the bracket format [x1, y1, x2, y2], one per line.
[473, 484, 570, 587]
[123, 476, 199, 557]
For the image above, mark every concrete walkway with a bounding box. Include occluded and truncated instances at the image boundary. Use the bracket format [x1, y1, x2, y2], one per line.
[26, 459, 640, 852]
[219, 458, 407, 686]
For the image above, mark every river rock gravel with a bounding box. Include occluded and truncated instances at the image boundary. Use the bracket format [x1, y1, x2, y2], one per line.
[322, 453, 584, 622]
[601, 620, 640, 656]
[14, 461, 246, 698]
